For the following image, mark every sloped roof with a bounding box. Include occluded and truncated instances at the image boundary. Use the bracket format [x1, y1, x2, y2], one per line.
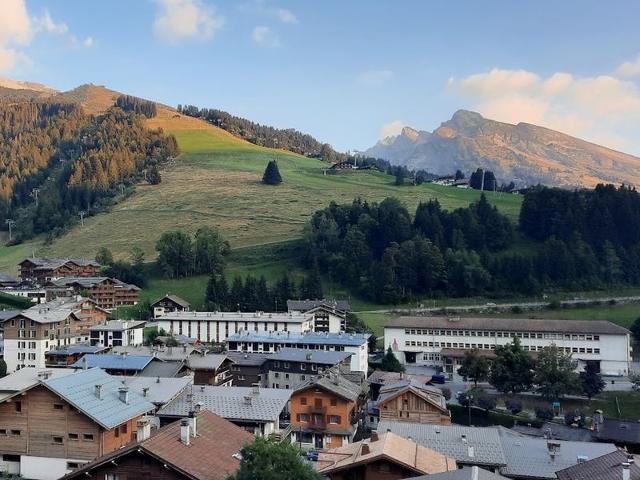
[16, 296, 105, 324]
[151, 294, 190, 308]
[138, 360, 184, 378]
[60, 411, 253, 480]
[294, 373, 362, 401]
[377, 380, 448, 413]
[72, 354, 154, 371]
[378, 421, 507, 467]
[409, 466, 508, 480]
[317, 431, 457, 476]
[50, 276, 140, 290]
[556, 450, 640, 480]
[43, 368, 154, 429]
[46, 344, 108, 356]
[89, 320, 146, 331]
[227, 330, 370, 347]
[596, 419, 640, 445]
[20, 257, 100, 269]
[0, 367, 75, 401]
[287, 299, 350, 312]
[186, 354, 229, 371]
[226, 351, 269, 367]
[158, 385, 292, 422]
[268, 347, 352, 365]
[118, 376, 192, 406]
[368, 370, 431, 386]
[112, 344, 197, 362]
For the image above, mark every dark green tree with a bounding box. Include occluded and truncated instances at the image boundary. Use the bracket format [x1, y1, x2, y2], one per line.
[631, 317, 640, 343]
[226, 436, 321, 480]
[0, 359, 6, 378]
[129, 246, 146, 267]
[534, 344, 581, 400]
[394, 169, 405, 186]
[95, 247, 114, 266]
[381, 347, 405, 372]
[489, 338, 534, 394]
[206, 274, 228, 310]
[194, 226, 230, 275]
[147, 166, 161, 185]
[262, 160, 283, 185]
[155, 230, 194, 278]
[580, 362, 606, 400]
[457, 349, 489, 387]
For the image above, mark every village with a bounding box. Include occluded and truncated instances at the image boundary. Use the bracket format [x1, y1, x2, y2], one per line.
[0, 257, 632, 480]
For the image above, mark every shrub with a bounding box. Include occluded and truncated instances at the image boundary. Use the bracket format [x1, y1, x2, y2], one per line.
[441, 387, 452, 401]
[477, 395, 497, 411]
[535, 408, 554, 421]
[505, 398, 522, 415]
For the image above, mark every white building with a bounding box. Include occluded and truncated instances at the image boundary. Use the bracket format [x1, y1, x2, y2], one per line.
[226, 331, 370, 373]
[89, 320, 146, 348]
[384, 316, 632, 376]
[287, 299, 349, 332]
[156, 311, 314, 344]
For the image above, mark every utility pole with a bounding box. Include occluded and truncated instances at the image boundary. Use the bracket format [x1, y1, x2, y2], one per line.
[79, 211, 86, 227]
[5, 219, 15, 242]
[480, 169, 485, 192]
[31, 188, 40, 207]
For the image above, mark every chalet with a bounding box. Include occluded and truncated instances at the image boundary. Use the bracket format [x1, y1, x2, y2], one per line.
[367, 370, 432, 400]
[227, 352, 269, 387]
[117, 376, 193, 412]
[182, 353, 233, 386]
[0, 367, 154, 480]
[376, 379, 450, 425]
[287, 298, 350, 332]
[151, 294, 191, 319]
[47, 276, 140, 310]
[264, 348, 352, 389]
[290, 371, 367, 449]
[45, 344, 108, 367]
[60, 411, 253, 480]
[316, 430, 457, 480]
[158, 384, 292, 437]
[19, 258, 101, 284]
[0, 296, 109, 372]
[89, 320, 146, 348]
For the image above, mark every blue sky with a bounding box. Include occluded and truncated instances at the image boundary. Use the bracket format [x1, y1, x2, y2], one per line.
[3, 0, 640, 153]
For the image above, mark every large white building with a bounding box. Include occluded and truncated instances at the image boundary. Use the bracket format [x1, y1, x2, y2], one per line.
[156, 311, 316, 343]
[89, 320, 146, 348]
[384, 316, 632, 376]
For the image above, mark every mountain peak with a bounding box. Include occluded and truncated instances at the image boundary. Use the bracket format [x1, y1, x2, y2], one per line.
[0, 77, 56, 93]
[400, 126, 420, 140]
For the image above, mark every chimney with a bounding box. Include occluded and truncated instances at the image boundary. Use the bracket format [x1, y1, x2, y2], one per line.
[360, 444, 370, 456]
[136, 418, 151, 442]
[180, 419, 190, 446]
[370, 431, 379, 442]
[252, 383, 260, 395]
[142, 387, 149, 398]
[468, 446, 475, 458]
[461, 433, 467, 444]
[94, 384, 103, 400]
[471, 466, 479, 480]
[623, 462, 631, 480]
[188, 411, 197, 437]
[577, 455, 589, 463]
[118, 386, 129, 404]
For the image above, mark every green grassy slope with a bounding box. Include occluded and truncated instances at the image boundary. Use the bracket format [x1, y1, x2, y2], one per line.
[21, 115, 521, 264]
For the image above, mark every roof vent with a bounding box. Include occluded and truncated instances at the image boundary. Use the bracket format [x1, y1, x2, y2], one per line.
[244, 396, 253, 405]
[370, 431, 379, 442]
[180, 419, 190, 445]
[94, 384, 103, 400]
[360, 444, 370, 456]
[118, 386, 130, 404]
[142, 387, 149, 397]
[468, 445, 475, 458]
[577, 455, 589, 463]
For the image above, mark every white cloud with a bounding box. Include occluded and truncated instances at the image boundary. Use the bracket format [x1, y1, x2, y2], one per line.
[83, 37, 95, 48]
[380, 120, 405, 139]
[0, 0, 32, 72]
[34, 10, 68, 35]
[448, 66, 640, 154]
[153, 0, 224, 44]
[615, 55, 640, 77]
[358, 69, 394, 87]
[252, 26, 280, 47]
[275, 8, 297, 24]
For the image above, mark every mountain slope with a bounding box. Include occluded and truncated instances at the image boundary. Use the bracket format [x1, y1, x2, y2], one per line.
[365, 110, 640, 188]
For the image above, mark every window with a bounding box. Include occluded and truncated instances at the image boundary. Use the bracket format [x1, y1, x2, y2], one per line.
[300, 363, 306, 370]
[329, 415, 340, 424]
[298, 413, 309, 422]
[14, 401, 21, 413]
[53, 435, 63, 444]
[68, 433, 79, 440]
[315, 398, 323, 408]
[330, 398, 337, 407]
[120, 424, 128, 434]
[284, 362, 290, 369]
[0, 429, 6, 435]
[83, 433, 94, 441]
[105, 475, 120, 480]
[300, 397, 307, 405]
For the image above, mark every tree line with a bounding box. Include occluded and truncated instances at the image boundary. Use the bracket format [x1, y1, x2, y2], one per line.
[115, 95, 158, 118]
[305, 185, 640, 303]
[0, 101, 178, 242]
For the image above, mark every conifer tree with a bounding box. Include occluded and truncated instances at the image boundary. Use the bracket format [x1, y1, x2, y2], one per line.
[262, 160, 282, 185]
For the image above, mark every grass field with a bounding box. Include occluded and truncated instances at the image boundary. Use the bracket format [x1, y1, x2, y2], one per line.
[10, 112, 521, 266]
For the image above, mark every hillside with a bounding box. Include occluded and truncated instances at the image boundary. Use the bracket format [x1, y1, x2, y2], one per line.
[365, 110, 640, 188]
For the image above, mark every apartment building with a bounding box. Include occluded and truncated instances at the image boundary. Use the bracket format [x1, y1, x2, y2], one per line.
[89, 320, 146, 348]
[226, 331, 370, 373]
[0, 367, 154, 480]
[156, 311, 314, 344]
[19, 258, 101, 284]
[0, 297, 109, 373]
[287, 299, 350, 332]
[384, 317, 632, 376]
[264, 348, 352, 389]
[47, 277, 140, 310]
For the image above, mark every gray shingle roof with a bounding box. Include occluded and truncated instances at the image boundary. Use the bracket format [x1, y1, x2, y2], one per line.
[409, 466, 508, 480]
[21, 257, 100, 269]
[151, 294, 190, 308]
[50, 276, 140, 290]
[596, 419, 640, 444]
[118, 376, 192, 406]
[556, 450, 640, 480]
[226, 330, 370, 347]
[499, 435, 618, 479]
[46, 344, 108, 355]
[295, 373, 362, 401]
[157, 386, 292, 422]
[386, 316, 630, 335]
[89, 320, 146, 331]
[112, 345, 196, 362]
[287, 299, 350, 312]
[138, 360, 184, 378]
[16, 295, 96, 324]
[269, 347, 352, 365]
[72, 354, 154, 371]
[377, 421, 507, 468]
[186, 354, 229, 371]
[226, 352, 269, 366]
[43, 368, 154, 429]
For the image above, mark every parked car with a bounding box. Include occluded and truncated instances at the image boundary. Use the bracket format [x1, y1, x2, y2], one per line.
[431, 374, 446, 384]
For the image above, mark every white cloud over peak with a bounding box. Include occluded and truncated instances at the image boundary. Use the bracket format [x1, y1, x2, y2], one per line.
[448, 65, 640, 154]
[34, 10, 68, 35]
[252, 25, 280, 47]
[380, 120, 405, 139]
[0, 0, 32, 72]
[358, 69, 394, 87]
[153, 0, 224, 44]
[616, 55, 640, 77]
[275, 8, 297, 24]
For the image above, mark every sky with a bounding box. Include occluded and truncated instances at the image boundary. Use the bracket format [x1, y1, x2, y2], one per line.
[1, 0, 640, 154]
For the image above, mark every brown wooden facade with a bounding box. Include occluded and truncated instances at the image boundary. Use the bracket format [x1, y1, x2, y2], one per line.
[19, 260, 100, 284]
[378, 389, 450, 425]
[47, 280, 140, 310]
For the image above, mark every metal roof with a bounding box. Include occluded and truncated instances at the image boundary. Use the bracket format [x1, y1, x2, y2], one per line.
[226, 352, 269, 366]
[157, 310, 311, 323]
[498, 435, 617, 479]
[268, 347, 352, 364]
[112, 345, 196, 362]
[596, 418, 640, 444]
[151, 294, 190, 308]
[186, 354, 229, 371]
[89, 320, 146, 331]
[43, 368, 154, 429]
[20, 257, 100, 269]
[386, 316, 630, 335]
[117, 375, 193, 405]
[226, 330, 370, 346]
[378, 421, 507, 467]
[137, 360, 184, 378]
[556, 450, 640, 480]
[50, 276, 140, 290]
[72, 354, 154, 371]
[295, 373, 363, 401]
[0, 367, 75, 401]
[287, 299, 350, 312]
[46, 344, 108, 355]
[158, 385, 292, 422]
[410, 466, 508, 480]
